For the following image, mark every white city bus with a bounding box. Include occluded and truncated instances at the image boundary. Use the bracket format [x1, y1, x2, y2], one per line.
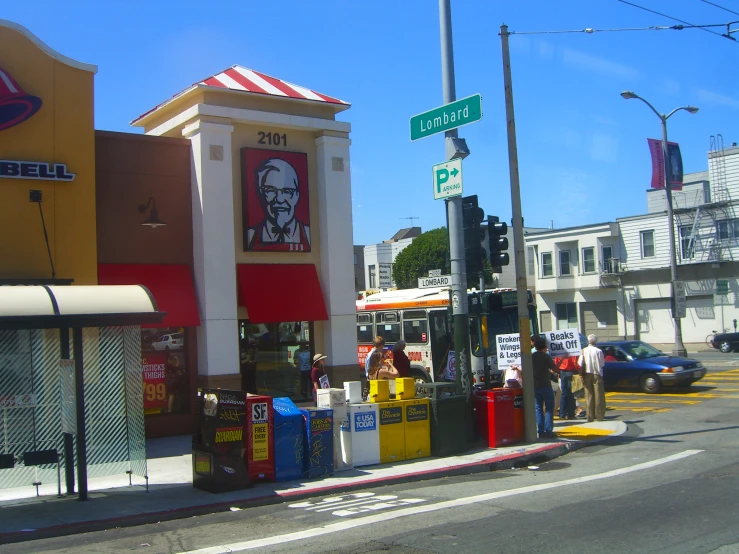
[356, 286, 538, 385]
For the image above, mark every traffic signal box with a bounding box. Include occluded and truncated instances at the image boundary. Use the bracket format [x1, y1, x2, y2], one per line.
[487, 215, 510, 273]
[462, 195, 486, 282]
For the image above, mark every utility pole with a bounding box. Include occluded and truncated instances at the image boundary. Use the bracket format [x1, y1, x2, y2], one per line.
[500, 24, 537, 443]
[439, 0, 473, 405]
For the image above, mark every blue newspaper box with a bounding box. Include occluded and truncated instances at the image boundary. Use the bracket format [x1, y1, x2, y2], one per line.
[272, 398, 305, 482]
[300, 408, 334, 478]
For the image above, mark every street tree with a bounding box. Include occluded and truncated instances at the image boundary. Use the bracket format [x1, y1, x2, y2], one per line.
[392, 228, 448, 289]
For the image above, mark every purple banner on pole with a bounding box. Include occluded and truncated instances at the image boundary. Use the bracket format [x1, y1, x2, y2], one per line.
[647, 138, 683, 190]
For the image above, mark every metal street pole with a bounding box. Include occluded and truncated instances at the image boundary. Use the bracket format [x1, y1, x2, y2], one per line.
[621, 91, 697, 357]
[660, 116, 688, 357]
[500, 25, 537, 442]
[439, 0, 473, 405]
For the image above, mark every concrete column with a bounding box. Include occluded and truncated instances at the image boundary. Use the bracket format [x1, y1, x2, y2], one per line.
[315, 135, 356, 381]
[183, 120, 241, 389]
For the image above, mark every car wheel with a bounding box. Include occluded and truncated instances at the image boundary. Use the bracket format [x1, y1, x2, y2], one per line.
[719, 340, 732, 354]
[641, 373, 662, 394]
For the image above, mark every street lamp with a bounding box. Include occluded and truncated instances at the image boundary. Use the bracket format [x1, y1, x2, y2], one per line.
[621, 91, 699, 357]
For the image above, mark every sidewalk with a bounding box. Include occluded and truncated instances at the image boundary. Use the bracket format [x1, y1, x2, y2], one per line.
[0, 418, 626, 544]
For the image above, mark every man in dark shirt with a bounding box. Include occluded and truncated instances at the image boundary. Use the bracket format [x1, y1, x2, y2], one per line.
[531, 337, 557, 438]
[392, 340, 410, 378]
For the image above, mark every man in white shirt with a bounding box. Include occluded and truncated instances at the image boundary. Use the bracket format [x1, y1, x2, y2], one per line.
[577, 334, 606, 422]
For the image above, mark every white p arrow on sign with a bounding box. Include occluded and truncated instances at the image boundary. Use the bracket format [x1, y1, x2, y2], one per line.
[432, 159, 463, 200]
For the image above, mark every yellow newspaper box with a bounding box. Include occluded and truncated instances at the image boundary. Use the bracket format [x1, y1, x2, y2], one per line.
[402, 398, 430, 460]
[369, 379, 390, 403]
[395, 378, 416, 400]
[378, 401, 405, 463]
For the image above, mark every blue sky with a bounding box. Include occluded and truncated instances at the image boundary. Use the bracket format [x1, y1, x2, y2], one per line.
[6, 1, 738, 246]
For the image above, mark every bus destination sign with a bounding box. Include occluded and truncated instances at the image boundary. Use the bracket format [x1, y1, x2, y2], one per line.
[418, 275, 451, 289]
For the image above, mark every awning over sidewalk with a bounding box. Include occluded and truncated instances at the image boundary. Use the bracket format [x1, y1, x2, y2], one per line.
[0, 285, 165, 329]
[237, 264, 328, 324]
[98, 264, 200, 328]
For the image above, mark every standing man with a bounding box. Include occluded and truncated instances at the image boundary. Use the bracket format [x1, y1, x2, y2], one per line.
[555, 353, 579, 420]
[392, 340, 410, 378]
[311, 353, 328, 404]
[578, 334, 606, 422]
[532, 337, 558, 438]
[365, 336, 385, 378]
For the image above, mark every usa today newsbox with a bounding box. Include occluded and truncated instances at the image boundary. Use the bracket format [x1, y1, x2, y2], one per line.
[192, 389, 252, 493]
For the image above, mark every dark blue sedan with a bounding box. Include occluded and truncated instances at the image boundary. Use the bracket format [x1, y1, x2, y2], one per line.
[597, 340, 706, 394]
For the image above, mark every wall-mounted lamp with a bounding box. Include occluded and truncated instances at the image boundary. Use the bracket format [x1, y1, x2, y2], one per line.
[138, 197, 167, 228]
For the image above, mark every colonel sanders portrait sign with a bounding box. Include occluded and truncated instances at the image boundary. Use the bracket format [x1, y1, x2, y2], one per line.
[242, 148, 311, 252]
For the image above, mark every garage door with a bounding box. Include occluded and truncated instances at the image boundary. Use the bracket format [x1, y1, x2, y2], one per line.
[636, 296, 716, 344]
[581, 301, 619, 341]
[635, 298, 673, 343]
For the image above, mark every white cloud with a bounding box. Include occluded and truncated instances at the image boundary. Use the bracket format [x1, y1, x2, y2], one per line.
[696, 89, 739, 109]
[562, 47, 638, 80]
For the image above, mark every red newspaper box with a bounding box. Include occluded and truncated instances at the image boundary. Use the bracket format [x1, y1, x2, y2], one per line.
[244, 395, 274, 482]
[473, 388, 515, 447]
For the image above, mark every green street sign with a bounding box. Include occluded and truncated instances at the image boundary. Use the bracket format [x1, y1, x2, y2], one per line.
[410, 94, 482, 141]
[717, 279, 729, 295]
[432, 159, 463, 200]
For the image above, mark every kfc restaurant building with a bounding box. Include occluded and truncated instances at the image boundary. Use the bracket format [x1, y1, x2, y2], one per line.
[131, 66, 357, 400]
[1, 19, 357, 438]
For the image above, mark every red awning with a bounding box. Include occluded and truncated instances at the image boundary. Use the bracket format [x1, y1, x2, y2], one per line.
[237, 264, 328, 324]
[98, 264, 201, 328]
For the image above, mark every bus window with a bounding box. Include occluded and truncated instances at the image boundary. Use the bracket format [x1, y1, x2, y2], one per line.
[376, 311, 401, 343]
[402, 310, 428, 344]
[357, 313, 373, 344]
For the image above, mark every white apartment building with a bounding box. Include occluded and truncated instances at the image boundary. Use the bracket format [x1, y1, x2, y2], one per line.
[527, 139, 739, 345]
[363, 227, 421, 290]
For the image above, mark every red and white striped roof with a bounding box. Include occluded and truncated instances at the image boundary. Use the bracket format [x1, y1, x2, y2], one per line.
[132, 65, 349, 125]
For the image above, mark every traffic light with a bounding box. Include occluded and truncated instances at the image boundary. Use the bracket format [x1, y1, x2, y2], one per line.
[462, 195, 486, 282]
[487, 215, 510, 273]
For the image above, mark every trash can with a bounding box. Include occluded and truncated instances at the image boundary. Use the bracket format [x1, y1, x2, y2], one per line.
[415, 383, 468, 457]
[512, 388, 525, 443]
[317, 389, 352, 472]
[192, 389, 252, 493]
[402, 398, 430, 460]
[473, 388, 515, 448]
[244, 395, 274, 482]
[301, 407, 334, 478]
[272, 398, 305, 482]
[378, 401, 405, 463]
[347, 402, 379, 466]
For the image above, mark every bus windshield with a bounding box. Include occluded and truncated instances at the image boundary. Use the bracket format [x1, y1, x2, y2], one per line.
[472, 304, 538, 357]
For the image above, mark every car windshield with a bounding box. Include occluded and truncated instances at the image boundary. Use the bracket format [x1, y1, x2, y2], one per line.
[620, 341, 663, 360]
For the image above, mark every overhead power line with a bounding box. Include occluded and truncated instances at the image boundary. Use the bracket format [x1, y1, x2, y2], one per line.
[700, 0, 739, 18]
[616, 0, 737, 41]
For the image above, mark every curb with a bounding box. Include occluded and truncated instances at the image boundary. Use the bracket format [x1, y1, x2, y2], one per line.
[0, 429, 621, 545]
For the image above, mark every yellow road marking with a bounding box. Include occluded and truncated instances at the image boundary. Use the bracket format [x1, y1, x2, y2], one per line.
[605, 399, 700, 405]
[607, 392, 722, 399]
[556, 427, 614, 440]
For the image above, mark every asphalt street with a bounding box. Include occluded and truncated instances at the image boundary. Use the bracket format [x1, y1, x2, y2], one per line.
[5, 365, 739, 554]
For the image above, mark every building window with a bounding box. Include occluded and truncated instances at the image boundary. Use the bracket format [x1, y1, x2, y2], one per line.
[527, 246, 535, 276]
[559, 250, 572, 276]
[555, 302, 577, 329]
[238, 320, 313, 401]
[368, 264, 376, 288]
[641, 230, 655, 258]
[354, 253, 358, 265]
[541, 252, 553, 277]
[582, 247, 595, 273]
[602, 245, 614, 272]
[717, 219, 739, 242]
[679, 226, 694, 259]
[142, 328, 190, 415]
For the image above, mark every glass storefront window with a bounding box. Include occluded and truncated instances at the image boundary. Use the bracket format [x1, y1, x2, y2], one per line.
[239, 320, 314, 401]
[141, 327, 190, 416]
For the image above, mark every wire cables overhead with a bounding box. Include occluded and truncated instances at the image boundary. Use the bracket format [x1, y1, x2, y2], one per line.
[615, 0, 737, 41]
[700, 0, 739, 18]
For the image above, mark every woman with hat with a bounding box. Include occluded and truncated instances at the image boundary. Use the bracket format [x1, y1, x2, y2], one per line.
[311, 353, 328, 404]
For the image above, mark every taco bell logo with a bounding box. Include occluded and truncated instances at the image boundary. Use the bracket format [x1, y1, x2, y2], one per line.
[354, 412, 376, 431]
[0, 66, 42, 131]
